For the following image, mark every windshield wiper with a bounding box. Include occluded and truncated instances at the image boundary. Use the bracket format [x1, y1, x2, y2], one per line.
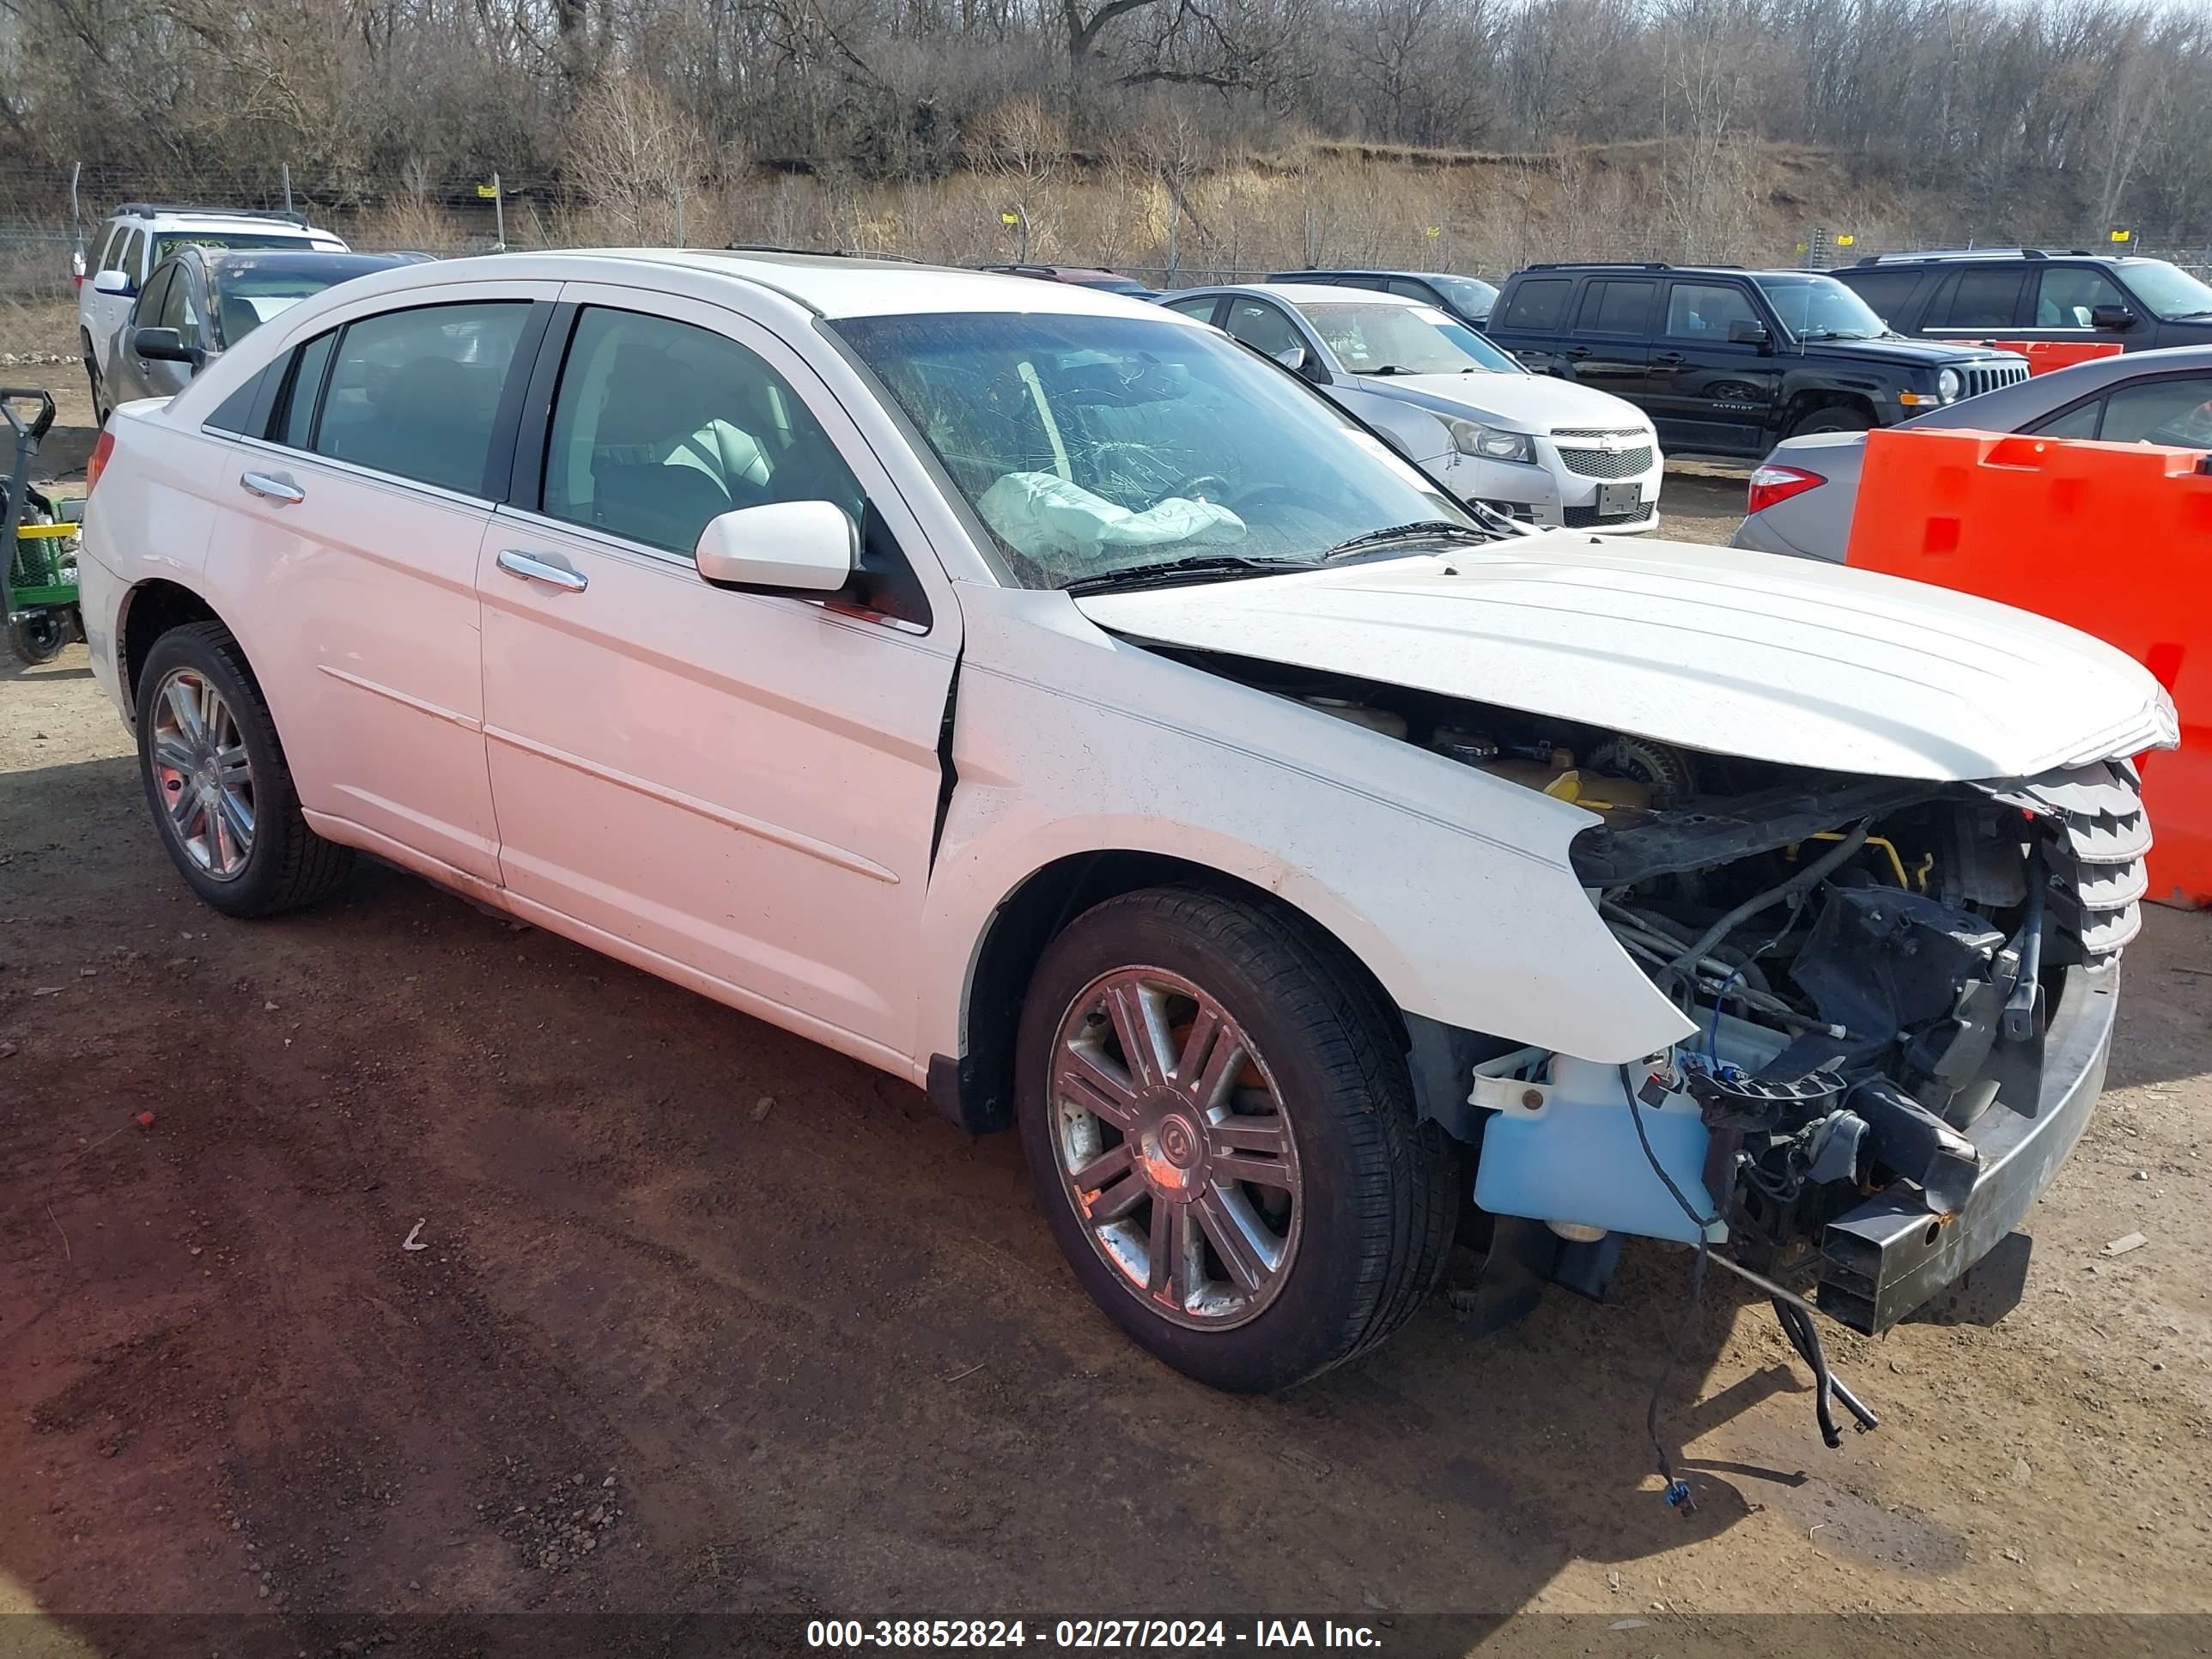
[1062, 553, 1323, 595]
[1323, 520, 1492, 558]
[1360, 364, 1418, 376]
[1799, 328, 1875, 342]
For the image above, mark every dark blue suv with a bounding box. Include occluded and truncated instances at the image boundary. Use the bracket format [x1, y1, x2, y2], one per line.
[1832, 250, 2212, 353]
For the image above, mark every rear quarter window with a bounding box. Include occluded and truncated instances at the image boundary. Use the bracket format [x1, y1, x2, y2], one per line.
[1498, 278, 1574, 331]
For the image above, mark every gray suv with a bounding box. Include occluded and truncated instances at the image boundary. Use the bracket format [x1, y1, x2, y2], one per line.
[1833, 249, 2212, 353]
[105, 247, 428, 411]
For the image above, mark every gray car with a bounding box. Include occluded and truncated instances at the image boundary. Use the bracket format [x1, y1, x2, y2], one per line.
[1733, 343, 2212, 561]
[105, 247, 430, 410]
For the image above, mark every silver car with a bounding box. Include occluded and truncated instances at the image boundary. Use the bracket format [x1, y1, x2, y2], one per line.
[105, 247, 431, 410]
[1164, 283, 1664, 531]
[1734, 343, 2212, 561]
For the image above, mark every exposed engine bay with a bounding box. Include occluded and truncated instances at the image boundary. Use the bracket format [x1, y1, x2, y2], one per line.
[1164, 646, 2151, 1328]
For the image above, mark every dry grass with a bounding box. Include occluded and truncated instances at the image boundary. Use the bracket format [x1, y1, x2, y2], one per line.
[0, 298, 85, 363]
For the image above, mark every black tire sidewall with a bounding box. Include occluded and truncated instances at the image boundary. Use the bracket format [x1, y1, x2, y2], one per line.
[9, 615, 69, 665]
[135, 629, 302, 917]
[1016, 892, 1405, 1392]
[1792, 408, 1873, 437]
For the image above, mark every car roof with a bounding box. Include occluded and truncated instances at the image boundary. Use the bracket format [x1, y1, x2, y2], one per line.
[198, 249, 417, 273]
[255, 249, 1198, 324]
[125, 213, 327, 234]
[988, 264, 1130, 281]
[1172, 283, 1429, 308]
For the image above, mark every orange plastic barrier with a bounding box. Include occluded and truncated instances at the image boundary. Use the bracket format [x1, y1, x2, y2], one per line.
[1845, 427, 2212, 908]
[1955, 340, 2125, 374]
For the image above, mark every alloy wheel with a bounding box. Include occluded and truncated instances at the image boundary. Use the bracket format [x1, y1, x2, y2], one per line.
[1048, 967, 1303, 1329]
[149, 666, 257, 880]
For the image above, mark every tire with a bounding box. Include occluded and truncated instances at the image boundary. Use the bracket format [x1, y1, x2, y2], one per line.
[135, 620, 351, 917]
[82, 337, 110, 428]
[1016, 886, 1457, 1392]
[8, 612, 70, 665]
[1789, 405, 1873, 438]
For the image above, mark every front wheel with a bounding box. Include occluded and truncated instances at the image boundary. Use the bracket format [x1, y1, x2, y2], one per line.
[1016, 887, 1457, 1391]
[83, 339, 111, 428]
[1789, 405, 1873, 438]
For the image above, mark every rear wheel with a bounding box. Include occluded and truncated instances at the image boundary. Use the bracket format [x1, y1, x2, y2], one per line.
[136, 621, 351, 917]
[1789, 405, 1873, 438]
[1016, 887, 1456, 1392]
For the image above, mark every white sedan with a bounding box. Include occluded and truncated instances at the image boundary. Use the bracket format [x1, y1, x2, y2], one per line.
[78, 251, 2172, 1391]
[1164, 283, 1664, 531]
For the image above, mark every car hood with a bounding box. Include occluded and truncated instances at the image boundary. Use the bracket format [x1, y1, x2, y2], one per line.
[1802, 337, 2022, 367]
[1356, 372, 1648, 434]
[1072, 532, 2176, 781]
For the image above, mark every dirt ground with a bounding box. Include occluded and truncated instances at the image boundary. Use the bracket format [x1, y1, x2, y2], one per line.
[3, 315, 2209, 1657]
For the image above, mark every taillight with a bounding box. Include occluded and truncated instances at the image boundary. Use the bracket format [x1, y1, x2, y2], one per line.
[85, 428, 116, 496]
[1747, 463, 1826, 515]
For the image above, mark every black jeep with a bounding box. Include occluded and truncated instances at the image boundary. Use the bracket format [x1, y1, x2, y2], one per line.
[1483, 263, 2028, 459]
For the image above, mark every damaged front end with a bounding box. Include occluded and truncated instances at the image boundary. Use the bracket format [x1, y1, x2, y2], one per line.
[1516, 743, 2147, 1333]
[1133, 641, 2160, 1335]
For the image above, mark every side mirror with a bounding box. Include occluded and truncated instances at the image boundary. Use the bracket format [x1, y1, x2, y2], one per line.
[132, 326, 202, 368]
[2090, 304, 2137, 331]
[91, 270, 134, 296]
[1273, 343, 1309, 372]
[695, 501, 857, 593]
[1729, 319, 1772, 349]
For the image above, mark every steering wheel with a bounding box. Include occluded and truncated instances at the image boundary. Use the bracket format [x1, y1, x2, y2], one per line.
[1221, 482, 1342, 519]
[1158, 472, 1234, 507]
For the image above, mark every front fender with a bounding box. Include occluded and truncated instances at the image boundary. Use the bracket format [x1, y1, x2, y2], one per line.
[917, 585, 1694, 1070]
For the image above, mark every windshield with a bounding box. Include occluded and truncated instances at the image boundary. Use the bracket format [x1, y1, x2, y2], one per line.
[1752, 273, 1889, 340]
[152, 232, 318, 264]
[1431, 275, 1500, 316]
[2119, 259, 2212, 320]
[1295, 302, 1522, 375]
[832, 312, 1474, 590]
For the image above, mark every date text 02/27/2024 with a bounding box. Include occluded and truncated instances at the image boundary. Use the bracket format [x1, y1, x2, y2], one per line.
[805, 1620, 1386, 1649]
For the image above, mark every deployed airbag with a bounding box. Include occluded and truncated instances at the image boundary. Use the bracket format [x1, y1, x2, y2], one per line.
[978, 471, 1246, 563]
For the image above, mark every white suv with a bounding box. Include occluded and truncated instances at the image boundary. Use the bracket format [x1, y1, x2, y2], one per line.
[77, 204, 348, 422]
[76, 251, 2173, 1390]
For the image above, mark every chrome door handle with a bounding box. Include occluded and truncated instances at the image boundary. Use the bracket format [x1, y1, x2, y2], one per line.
[240, 471, 304, 504]
[496, 549, 588, 592]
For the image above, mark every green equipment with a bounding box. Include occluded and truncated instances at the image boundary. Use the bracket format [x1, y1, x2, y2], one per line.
[2, 388, 82, 665]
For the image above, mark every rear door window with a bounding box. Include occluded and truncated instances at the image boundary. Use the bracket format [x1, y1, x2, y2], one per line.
[1576, 279, 1657, 336]
[120, 230, 146, 283]
[1929, 269, 2025, 329]
[1498, 277, 1573, 331]
[311, 302, 530, 495]
[97, 226, 129, 273]
[1164, 295, 1222, 324]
